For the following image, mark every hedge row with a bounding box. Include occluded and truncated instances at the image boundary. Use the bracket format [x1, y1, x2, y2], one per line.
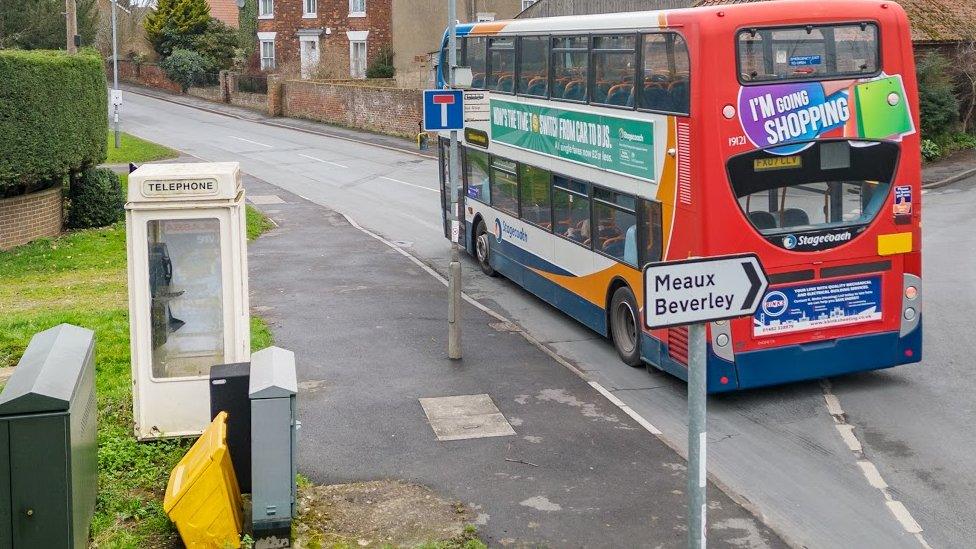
[0, 49, 107, 194]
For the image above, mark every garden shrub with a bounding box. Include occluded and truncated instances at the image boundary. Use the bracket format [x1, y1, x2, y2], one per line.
[66, 168, 125, 229]
[0, 49, 107, 197]
[160, 48, 213, 93]
[366, 47, 395, 79]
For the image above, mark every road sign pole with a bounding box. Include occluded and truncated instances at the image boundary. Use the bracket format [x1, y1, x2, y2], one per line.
[687, 322, 707, 549]
[446, 0, 462, 360]
[111, 0, 121, 149]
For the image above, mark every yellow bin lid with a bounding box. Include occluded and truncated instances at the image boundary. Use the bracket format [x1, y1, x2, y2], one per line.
[163, 411, 231, 513]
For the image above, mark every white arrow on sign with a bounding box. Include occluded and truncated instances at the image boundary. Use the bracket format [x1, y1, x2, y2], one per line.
[643, 253, 768, 329]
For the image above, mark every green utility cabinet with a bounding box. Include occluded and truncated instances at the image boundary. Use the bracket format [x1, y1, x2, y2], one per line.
[0, 324, 97, 549]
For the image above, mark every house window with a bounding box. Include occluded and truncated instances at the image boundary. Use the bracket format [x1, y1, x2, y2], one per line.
[303, 0, 316, 17]
[350, 41, 366, 78]
[349, 0, 366, 17]
[521, 0, 536, 11]
[258, 33, 276, 70]
[476, 12, 495, 22]
[259, 0, 273, 18]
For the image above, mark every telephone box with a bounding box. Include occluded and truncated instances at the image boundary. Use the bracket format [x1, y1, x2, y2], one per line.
[126, 162, 250, 440]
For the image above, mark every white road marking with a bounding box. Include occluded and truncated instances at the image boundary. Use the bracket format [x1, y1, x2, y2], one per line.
[380, 175, 438, 193]
[298, 153, 349, 169]
[229, 135, 273, 148]
[820, 380, 930, 547]
[589, 381, 663, 435]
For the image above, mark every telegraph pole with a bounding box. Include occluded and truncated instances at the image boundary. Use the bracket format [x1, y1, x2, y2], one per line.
[111, 0, 121, 148]
[65, 0, 78, 53]
[446, 0, 463, 360]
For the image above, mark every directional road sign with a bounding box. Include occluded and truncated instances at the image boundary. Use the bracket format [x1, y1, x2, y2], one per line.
[643, 253, 768, 329]
[423, 89, 464, 131]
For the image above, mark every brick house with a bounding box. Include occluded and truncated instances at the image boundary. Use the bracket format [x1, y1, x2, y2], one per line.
[209, 0, 240, 27]
[254, 0, 521, 84]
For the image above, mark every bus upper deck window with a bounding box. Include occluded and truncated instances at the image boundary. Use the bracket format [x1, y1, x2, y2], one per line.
[737, 23, 879, 84]
[640, 33, 689, 114]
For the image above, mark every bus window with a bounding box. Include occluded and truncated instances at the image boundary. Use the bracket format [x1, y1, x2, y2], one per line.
[490, 157, 519, 215]
[737, 23, 879, 83]
[637, 199, 663, 266]
[727, 140, 899, 239]
[518, 36, 549, 97]
[488, 37, 516, 93]
[519, 164, 552, 229]
[592, 35, 636, 107]
[465, 148, 490, 203]
[466, 37, 487, 88]
[593, 187, 637, 263]
[552, 36, 589, 102]
[552, 176, 590, 245]
[640, 33, 690, 114]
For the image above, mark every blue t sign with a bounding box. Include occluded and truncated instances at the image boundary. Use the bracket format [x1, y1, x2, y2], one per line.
[423, 89, 464, 131]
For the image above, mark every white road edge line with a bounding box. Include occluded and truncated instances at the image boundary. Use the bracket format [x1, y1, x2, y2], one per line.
[229, 135, 273, 148]
[379, 175, 439, 193]
[820, 380, 931, 548]
[298, 153, 349, 169]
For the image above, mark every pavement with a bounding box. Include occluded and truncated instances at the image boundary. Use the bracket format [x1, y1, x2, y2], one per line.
[120, 88, 976, 548]
[243, 174, 786, 547]
[921, 148, 976, 188]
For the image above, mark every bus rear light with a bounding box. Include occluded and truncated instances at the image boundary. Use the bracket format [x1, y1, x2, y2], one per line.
[905, 286, 918, 300]
[903, 307, 916, 321]
[720, 376, 729, 385]
[716, 334, 730, 347]
[904, 349, 914, 358]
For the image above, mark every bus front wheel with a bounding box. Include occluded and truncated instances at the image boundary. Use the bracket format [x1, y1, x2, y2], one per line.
[610, 286, 643, 367]
[475, 219, 497, 277]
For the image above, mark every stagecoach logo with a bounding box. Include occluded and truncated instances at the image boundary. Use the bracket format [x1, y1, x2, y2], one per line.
[782, 234, 798, 249]
[761, 291, 789, 317]
[618, 127, 646, 143]
[494, 218, 528, 244]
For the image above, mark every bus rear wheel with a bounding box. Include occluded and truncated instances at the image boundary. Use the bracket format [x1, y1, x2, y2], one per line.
[610, 286, 643, 367]
[475, 219, 497, 277]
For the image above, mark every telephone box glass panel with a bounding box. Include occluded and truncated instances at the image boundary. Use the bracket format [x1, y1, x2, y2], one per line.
[147, 219, 225, 378]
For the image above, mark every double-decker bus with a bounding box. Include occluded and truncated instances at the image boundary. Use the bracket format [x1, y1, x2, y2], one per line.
[435, 0, 922, 392]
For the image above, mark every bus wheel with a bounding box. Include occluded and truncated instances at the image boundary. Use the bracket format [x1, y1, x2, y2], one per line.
[475, 219, 497, 277]
[610, 286, 642, 367]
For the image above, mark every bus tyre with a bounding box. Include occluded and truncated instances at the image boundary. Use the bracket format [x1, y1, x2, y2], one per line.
[610, 286, 643, 367]
[475, 219, 497, 277]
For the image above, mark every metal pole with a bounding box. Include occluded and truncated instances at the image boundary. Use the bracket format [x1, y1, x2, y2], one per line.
[687, 322, 707, 549]
[447, 0, 462, 360]
[111, 0, 121, 149]
[65, 0, 78, 53]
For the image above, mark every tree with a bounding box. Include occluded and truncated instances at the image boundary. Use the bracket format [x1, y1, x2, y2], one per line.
[916, 52, 959, 140]
[159, 48, 212, 93]
[0, 0, 98, 50]
[144, 0, 211, 58]
[949, 41, 976, 134]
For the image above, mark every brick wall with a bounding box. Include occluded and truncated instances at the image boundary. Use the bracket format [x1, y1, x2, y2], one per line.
[0, 187, 63, 251]
[116, 60, 182, 94]
[257, 0, 392, 76]
[282, 78, 422, 137]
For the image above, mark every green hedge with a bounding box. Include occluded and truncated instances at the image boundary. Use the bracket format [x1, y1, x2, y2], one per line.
[0, 49, 107, 195]
[66, 168, 125, 230]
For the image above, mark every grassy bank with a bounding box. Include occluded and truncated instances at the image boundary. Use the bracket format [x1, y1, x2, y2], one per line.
[105, 132, 179, 164]
[0, 199, 274, 548]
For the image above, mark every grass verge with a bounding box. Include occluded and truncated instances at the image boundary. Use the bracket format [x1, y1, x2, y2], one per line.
[105, 132, 179, 164]
[0, 212, 274, 547]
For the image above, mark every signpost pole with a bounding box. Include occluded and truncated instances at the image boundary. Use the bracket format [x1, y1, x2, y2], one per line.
[687, 322, 707, 549]
[446, 0, 462, 360]
[111, 0, 121, 149]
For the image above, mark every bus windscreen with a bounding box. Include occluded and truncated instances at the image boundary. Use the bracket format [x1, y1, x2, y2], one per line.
[737, 22, 879, 83]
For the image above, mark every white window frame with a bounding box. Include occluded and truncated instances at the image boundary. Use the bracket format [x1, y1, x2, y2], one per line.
[521, 0, 536, 11]
[258, 32, 276, 70]
[476, 12, 495, 22]
[349, 0, 366, 18]
[258, 0, 274, 19]
[303, 0, 316, 18]
[347, 30, 369, 78]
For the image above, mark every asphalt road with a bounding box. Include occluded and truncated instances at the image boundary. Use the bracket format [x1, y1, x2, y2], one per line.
[122, 91, 975, 548]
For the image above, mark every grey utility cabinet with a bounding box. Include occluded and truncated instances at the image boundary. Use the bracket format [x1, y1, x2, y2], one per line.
[0, 324, 97, 549]
[249, 346, 298, 544]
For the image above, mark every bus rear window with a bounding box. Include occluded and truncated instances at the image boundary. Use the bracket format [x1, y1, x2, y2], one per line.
[737, 23, 879, 83]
